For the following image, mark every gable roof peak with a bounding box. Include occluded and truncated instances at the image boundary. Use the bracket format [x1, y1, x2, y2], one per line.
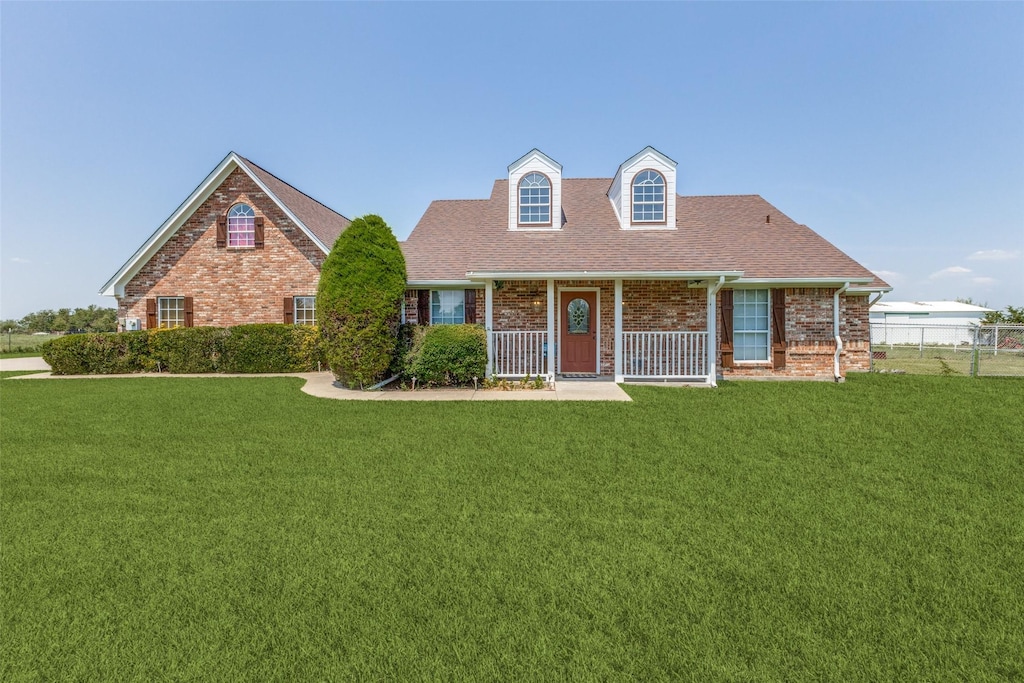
[508, 148, 562, 174]
[616, 146, 678, 176]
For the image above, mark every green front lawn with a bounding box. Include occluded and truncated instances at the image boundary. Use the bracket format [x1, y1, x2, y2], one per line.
[2, 375, 1021, 680]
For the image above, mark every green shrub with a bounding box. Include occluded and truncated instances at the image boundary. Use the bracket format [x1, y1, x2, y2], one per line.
[42, 332, 151, 375]
[317, 214, 406, 389]
[148, 327, 227, 374]
[219, 324, 324, 373]
[405, 324, 486, 386]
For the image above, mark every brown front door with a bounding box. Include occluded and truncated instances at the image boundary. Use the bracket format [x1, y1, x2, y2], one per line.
[560, 291, 598, 374]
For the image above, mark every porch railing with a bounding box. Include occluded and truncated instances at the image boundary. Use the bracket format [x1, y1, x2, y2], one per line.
[622, 331, 708, 378]
[491, 331, 548, 377]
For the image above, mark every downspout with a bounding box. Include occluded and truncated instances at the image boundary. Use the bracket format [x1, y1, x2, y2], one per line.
[707, 276, 726, 388]
[833, 282, 850, 382]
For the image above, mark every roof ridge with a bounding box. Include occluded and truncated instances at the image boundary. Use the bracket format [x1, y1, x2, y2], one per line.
[236, 154, 350, 221]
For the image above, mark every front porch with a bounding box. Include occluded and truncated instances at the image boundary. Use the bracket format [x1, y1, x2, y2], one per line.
[480, 277, 728, 385]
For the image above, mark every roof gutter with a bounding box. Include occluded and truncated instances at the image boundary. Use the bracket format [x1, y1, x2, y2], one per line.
[465, 270, 744, 281]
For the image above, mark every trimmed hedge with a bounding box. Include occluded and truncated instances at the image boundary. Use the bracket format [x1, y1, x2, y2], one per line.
[219, 324, 324, 373]
[405, 324, 486, 386]
[41, 331, 152, 375]
[41, 325, 324, 375]
[148, 327, 227, 374]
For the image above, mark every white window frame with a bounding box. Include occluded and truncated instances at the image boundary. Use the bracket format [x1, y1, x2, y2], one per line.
[431, 290, 465, 325]
[733, 289, 770, 362]
[158, 297, 186, 329]
[294, 296, 316, 326]
[519, 172, 552, 225]
[227, 203, 256, 248]
[632, 169, 666, 223]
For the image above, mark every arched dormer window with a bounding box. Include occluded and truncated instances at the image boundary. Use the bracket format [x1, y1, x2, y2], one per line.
[632, 170, 665, 223]
[227, 203, 256, 247]
[519, 173, 551, 225]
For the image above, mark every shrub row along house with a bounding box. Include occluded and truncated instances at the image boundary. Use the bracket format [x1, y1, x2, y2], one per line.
[101, 148, 890, 384]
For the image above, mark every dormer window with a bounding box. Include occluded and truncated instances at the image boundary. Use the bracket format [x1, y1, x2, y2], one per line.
[519, 173, 551, 225]
[632, 170, 665, 223]
[227, 203, 256, 247]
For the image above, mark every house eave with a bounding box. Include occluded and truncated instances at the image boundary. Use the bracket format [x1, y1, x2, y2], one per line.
[407, 279, 479, 287]
[732, 277, 877, 287]
[465, 270, 745, 281]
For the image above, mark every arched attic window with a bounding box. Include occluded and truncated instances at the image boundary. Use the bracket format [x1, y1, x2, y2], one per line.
[227, 203, 256, 247]
[632, 169, 665, 223]
[519, 172, 551, 225]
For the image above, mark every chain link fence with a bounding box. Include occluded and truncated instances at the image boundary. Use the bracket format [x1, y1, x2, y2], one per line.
[870, 323, 1024, 377]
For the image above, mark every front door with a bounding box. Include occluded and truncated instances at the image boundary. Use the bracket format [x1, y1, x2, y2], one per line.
[560, 291, 598, 374]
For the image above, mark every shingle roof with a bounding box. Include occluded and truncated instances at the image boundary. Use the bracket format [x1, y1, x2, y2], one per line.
[403, 178, 888, 288]
[238, 155, 350, 248]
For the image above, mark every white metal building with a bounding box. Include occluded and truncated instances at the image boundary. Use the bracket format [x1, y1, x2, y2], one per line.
[870, 301, 993, 345]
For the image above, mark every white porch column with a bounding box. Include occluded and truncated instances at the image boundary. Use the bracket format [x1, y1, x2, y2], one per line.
[707, 276, 724, 388]
[614, 279, 624, 382]
[546, 279, 555, 378]
[485, 280, 494, 377]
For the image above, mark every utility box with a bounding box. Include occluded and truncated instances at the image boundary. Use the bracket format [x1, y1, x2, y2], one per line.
[124, 318, 141, 331]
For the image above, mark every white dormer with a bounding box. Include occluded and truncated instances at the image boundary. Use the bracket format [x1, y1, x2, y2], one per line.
[607, 146, 677, 230]
[508, 149, 562, 231]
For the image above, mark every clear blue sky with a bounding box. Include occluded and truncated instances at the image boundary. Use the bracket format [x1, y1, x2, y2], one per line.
[2, 2, 1022, 320]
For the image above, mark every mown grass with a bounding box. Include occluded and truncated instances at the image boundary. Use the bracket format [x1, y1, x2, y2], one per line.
[873, 345, 1024, 376]
[2, 375, 1022, 680]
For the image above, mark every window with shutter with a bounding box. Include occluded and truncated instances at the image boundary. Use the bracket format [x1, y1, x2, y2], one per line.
[720, 290, 734, 368]
[417, 290, 430, 325]
[146, 298, 157, 330]
[284, 296, 294, 324]
[465, 289, 477, 323]
[772, 289, 787, 368]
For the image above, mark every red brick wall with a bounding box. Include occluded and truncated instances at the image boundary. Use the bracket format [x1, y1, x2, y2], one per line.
[622, 281, 706, 330]
[493, 281, 547, 331]
[120, 168, 324, 328]
[720, 288, 871, 379]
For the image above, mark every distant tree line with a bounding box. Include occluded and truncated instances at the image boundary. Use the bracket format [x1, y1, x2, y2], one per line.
[1, 306, 118, 334]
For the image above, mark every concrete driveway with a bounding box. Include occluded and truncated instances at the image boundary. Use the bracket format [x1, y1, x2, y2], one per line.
[0, 357, 51, 372]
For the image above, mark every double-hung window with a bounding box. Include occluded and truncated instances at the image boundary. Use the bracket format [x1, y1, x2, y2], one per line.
[733, 289, 770, 361]
[431, 290, 465, 324]
[294, 296, 316, 325]
[158, 297, 186, 329]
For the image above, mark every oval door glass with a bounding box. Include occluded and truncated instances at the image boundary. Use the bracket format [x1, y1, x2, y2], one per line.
[567, 298, 590, 334]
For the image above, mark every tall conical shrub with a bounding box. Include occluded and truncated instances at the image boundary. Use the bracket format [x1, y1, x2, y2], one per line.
[316, 214, 406, 388]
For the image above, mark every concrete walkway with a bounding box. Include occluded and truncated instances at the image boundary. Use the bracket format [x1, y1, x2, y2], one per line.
[4, 367, 632, 401]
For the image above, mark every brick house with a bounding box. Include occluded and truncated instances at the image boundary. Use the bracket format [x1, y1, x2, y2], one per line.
[401, 147, 890, 384]
[100, 152, 350, 330]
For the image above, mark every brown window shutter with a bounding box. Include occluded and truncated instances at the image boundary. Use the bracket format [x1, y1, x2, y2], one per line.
[464, 289, 476, 323]
[216, 217, 227, 247]
[772, 289, 787, 368]
[720, 290, 734, 369]
[417, 290, 430, 325]
[284, 296, 294, 324]
[254, 216, 265, 248]
[184, 297, 194, 328]
[146, 298, 157, 329]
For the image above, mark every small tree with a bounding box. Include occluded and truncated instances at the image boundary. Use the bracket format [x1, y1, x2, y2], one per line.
[316, 214, 406, 388]
[982, 306, 1024, 325]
